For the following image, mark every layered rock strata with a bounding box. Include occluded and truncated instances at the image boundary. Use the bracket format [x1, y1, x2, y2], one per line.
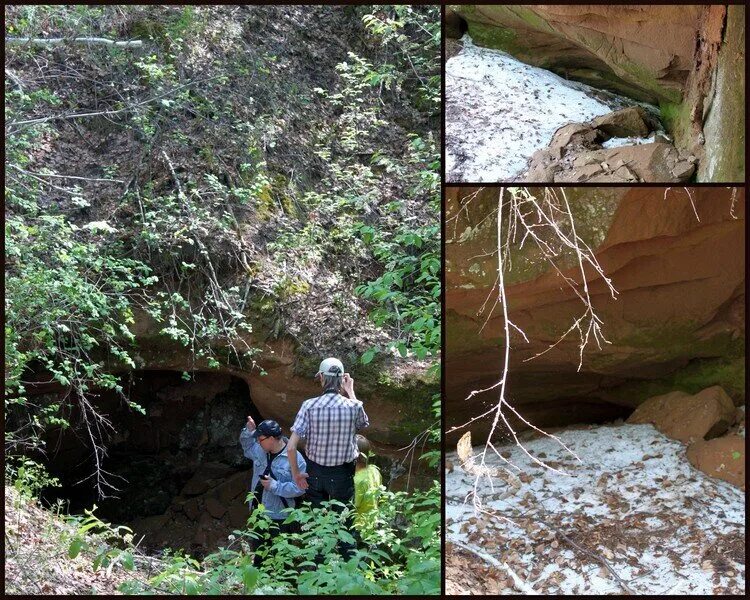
[446, 187, 745, 443]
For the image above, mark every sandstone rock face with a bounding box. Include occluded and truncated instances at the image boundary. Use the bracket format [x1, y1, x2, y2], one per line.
[450, 5, 744, 182]
[450, 5, 703, 103]
[39, 363, 435, 555]
[686, 436, 745, 488]
[446, 187, 745, 443]
[698, 5, 745, 182]
[125, 330, 436, 450]
[626, 386, 736, 444]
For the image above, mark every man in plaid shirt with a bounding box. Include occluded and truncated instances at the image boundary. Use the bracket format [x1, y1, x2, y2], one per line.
[287, 357, 369, 524]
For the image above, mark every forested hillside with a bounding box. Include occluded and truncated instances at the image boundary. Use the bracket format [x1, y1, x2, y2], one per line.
[5, 5, 440, 594]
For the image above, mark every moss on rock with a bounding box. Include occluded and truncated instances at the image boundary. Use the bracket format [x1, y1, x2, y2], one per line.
[604, 356, 745, 406]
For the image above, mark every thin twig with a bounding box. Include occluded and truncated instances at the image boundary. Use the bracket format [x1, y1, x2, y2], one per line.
[451, 540, 537, 593]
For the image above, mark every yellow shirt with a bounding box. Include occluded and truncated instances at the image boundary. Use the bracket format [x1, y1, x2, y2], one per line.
[353, 464, 382, 530]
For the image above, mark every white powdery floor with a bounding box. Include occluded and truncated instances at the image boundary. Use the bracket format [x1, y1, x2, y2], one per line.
[446, 35, 644, 183]
[446, 423, 745, 595]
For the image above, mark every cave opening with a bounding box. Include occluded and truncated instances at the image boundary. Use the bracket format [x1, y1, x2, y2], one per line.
[456, 393, 637, 447]
[38, 370, 264, 556]
[457, 14, 468, 36]
[502, 398, 634, 439]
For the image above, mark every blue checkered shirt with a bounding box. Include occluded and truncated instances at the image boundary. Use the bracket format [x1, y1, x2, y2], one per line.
[291, 391, 369, 466]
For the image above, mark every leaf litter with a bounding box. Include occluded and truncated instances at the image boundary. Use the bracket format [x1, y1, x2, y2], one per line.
[446, 422, 745, 594]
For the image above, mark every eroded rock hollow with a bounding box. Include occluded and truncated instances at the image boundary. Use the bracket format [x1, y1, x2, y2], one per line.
[446, 4, 745, 182]
[446, 187, 745, 443]
[34, 360, 434, 555]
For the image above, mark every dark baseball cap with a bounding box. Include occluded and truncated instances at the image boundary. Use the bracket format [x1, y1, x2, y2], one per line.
[252, 419, 282, 439]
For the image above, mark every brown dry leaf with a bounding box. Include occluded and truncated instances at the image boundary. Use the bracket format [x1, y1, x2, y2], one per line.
[457, 431, 474, 465]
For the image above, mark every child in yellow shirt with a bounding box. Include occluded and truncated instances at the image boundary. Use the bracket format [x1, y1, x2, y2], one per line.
[353, 435, 382, 532]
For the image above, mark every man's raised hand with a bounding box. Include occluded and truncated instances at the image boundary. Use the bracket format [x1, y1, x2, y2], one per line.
[342, 373, 356, 399]
[246, 416, 256, 432]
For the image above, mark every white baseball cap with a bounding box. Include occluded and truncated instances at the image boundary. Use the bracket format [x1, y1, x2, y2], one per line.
[316, 357, 344, 377]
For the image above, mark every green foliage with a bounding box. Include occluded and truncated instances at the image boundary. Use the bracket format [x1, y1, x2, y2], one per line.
[4, 52, 263, 494]
[5, 165, 155, 464]
[112, 486, 440, 595]
[418, 394, 442, 469]
[66, 506, 136, 573]
[355, 219, 440, 360]
[130, 176, 263, 370]
[303, 5, 442, 365]
[5, 4, 439, 510]
[361, 5, 441, 113]
[7, 456, 61, 500]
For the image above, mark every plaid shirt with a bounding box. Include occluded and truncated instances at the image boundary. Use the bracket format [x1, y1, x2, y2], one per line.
[291, 391, 369, 466]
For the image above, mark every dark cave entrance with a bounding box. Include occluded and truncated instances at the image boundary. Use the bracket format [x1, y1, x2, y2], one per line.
[38, 370, 265, 556]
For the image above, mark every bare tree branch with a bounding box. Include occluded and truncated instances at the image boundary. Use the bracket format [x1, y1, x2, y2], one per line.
[6, 36, 143, 48]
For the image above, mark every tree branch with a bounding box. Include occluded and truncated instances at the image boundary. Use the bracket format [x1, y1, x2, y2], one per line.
[6, 36, 143, 48]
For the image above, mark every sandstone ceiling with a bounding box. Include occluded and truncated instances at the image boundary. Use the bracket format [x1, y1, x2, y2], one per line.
[446, 187, 745, 443]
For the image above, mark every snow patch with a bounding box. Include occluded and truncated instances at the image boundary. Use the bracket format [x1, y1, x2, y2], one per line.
[601, 135, 653, 149]
[446, 35, 639, 182]
[446, 422, 745, 594]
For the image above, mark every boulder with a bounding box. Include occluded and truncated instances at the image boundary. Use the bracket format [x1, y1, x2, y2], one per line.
[672, 160, 696, 180]
[523, 111, 695, 183]
[205, 497, 227, 519]
[686, 435, 745, 488]
[183, 497, 201, 521]
[216, 471, 250, 505]
[627, 386, 736, 443]
[181, 477, 213, 496]
[550, 123, 598, 150]
[181, 462, 235, 496]
[568, 163, 603, 181]
[195, 462, 236, 479]
[555, 143, 693, 183]
[592, 107, 652, 138]
[198, 510, 215, 530]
